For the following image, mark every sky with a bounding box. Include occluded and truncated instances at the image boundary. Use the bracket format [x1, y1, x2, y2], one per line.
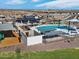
[0, 0, 79, 10]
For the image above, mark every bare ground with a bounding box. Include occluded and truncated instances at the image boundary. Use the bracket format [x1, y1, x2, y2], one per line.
[0, 37, 79, 52]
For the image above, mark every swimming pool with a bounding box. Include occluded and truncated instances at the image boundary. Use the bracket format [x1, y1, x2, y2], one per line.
[36, 25, 75, 32]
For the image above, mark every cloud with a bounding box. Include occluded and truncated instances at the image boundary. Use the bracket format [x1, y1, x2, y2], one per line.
[32, 0, 39, 2]
[36, 0, 79, 9]
[5, 0, 26, 5]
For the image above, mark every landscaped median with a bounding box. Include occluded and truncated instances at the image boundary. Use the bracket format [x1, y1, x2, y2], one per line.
[0, 48, 79, 59]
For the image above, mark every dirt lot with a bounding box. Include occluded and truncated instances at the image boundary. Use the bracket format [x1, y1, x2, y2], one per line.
[0, 36, 79, 52]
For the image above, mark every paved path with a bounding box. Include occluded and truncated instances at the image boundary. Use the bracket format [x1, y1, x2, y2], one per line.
[20, 32, 27, 45]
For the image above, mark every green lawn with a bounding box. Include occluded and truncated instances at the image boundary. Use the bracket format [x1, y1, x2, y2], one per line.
[0, 48, 79, 59]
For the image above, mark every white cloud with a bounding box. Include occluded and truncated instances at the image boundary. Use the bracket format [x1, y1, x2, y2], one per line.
[5, 0, 26, 5]
[32, 0, 39, 2]
[36, 0, 79, 9]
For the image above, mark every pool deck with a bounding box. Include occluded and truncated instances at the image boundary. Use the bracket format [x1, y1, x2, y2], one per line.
[30, 24, 76, 34]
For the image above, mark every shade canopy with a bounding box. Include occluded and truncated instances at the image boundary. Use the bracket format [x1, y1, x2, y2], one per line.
[44, 31, 65, 37]
[67, 19, 79, 22]
[0, 23, 15, 31]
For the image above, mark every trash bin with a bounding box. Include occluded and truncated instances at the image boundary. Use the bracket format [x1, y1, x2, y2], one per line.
[0, 32, 4, 41]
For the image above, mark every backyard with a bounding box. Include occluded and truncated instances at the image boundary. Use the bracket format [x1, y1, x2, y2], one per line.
[0, 48, 79, 59]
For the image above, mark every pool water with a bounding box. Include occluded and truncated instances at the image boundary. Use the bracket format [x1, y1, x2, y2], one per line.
[37, 25, 75, 32]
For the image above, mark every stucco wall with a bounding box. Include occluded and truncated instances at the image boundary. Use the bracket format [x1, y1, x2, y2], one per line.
[27, 35, 43, 46]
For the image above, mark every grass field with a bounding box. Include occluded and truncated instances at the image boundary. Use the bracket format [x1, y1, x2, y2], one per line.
[0, 48, 79, 59]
